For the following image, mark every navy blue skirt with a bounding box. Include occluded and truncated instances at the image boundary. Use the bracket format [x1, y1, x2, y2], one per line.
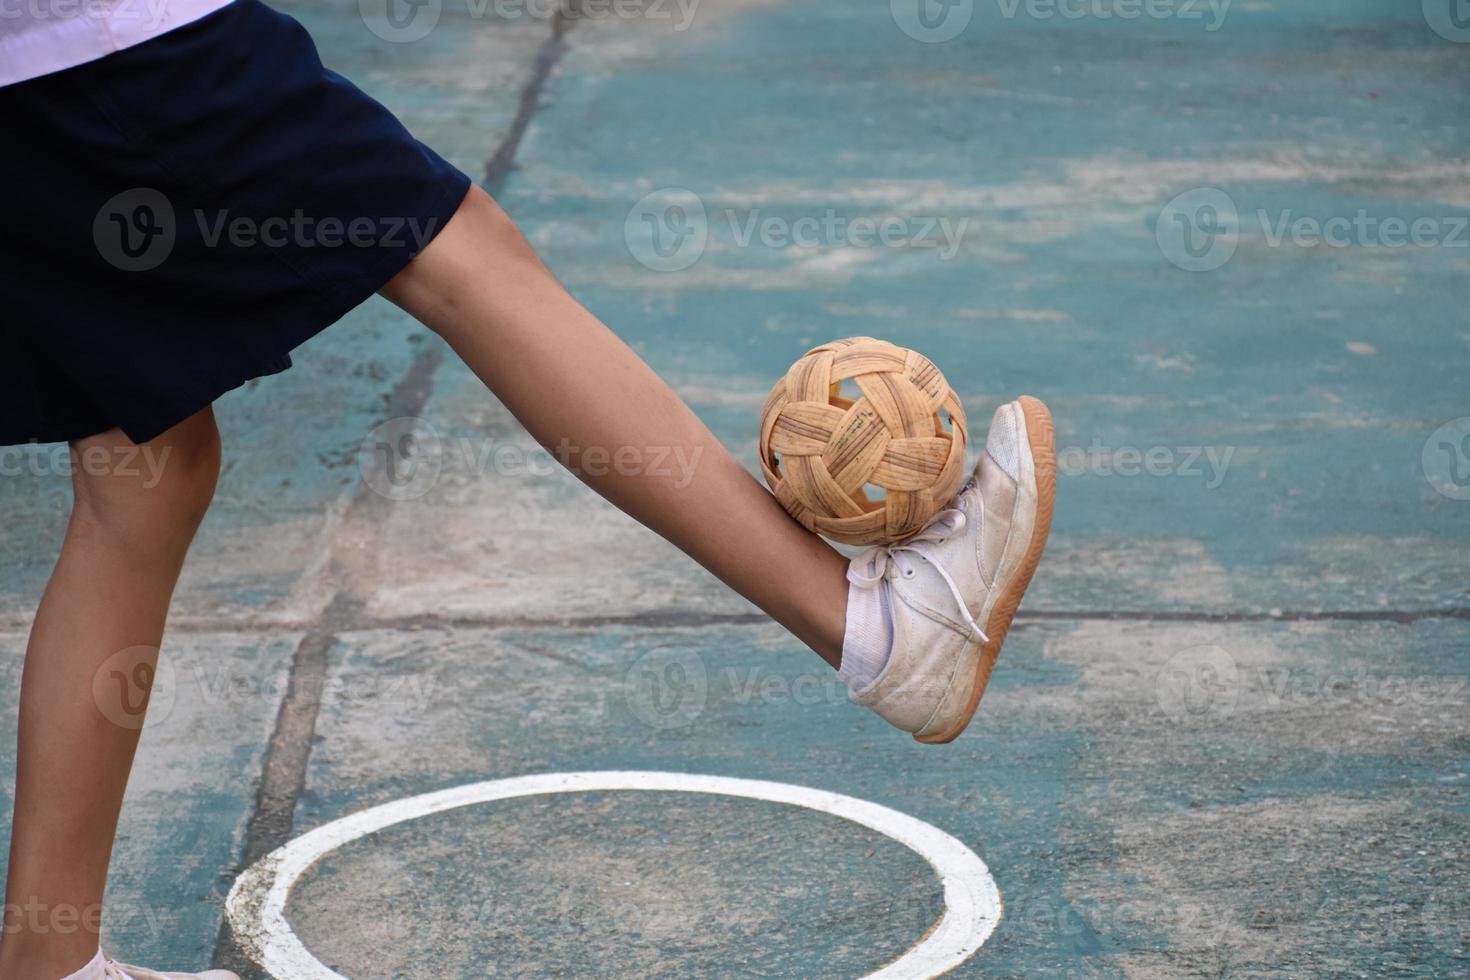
[0, 0, 472, 445]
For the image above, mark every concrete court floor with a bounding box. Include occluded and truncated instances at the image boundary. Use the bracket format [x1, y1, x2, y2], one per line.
[1, 0, 1468, 977]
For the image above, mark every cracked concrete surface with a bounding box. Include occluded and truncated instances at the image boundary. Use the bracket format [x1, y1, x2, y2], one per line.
[0, 0, 1466, 977]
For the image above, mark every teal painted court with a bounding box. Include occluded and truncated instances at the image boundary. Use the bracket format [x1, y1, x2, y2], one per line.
[2, 0, 1467, 976]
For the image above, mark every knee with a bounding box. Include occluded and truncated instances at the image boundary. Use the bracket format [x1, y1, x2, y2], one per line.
[152, 413, 222, 528]
[70, 408, 221, 549]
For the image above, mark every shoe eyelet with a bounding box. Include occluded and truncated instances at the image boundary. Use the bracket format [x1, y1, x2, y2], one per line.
[902, 568, 916, 579]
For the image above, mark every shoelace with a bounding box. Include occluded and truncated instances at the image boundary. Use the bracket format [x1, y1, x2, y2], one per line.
[846, 489, 990, 644]
[102, 961, 132, 980]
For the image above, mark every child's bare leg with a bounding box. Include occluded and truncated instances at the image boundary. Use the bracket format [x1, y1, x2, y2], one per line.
[383, 187, 848, 667]
[0, 409, 220, 979]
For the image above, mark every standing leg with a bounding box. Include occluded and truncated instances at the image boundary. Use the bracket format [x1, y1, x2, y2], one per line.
[0, 409, 221, 979]
[383, 187, 850, 667]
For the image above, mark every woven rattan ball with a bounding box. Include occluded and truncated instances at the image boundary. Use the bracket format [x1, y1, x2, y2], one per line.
[758, 337, 969, 546]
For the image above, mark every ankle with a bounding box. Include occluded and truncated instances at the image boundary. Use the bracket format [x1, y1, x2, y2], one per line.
[0, 935, 101, 980]
[791, 563, 851, 670]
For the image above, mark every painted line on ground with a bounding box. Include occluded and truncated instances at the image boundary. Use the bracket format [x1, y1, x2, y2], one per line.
[225, 770, 1002, 979]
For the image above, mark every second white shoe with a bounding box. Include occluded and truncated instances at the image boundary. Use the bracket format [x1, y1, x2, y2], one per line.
[103, 958, 240, 980]
[846, 396, 1056, 743]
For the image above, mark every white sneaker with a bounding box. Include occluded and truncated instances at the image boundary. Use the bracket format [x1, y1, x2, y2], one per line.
[103, 958, 239, 980]
[847, 396, 1056, 743]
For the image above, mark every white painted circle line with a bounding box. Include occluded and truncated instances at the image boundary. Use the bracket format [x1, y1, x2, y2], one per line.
[225, 771, 1002, 979]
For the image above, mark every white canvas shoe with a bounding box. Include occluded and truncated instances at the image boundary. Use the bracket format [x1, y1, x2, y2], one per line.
[102, 958, 239, 980]
[847, 396, 1056, 743]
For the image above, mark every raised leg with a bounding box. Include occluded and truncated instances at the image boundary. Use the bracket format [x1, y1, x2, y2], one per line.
[0, 409, 221, 979]
[382, 187, 849, 667]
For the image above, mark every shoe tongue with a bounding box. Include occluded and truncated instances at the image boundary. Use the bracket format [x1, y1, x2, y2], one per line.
[909, 509, 963, 548]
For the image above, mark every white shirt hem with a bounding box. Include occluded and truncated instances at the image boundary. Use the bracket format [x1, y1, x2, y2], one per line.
[0, 0, 238, 88]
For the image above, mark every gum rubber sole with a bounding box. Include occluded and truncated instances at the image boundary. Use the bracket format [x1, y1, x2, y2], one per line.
[915, 395, 1056, 745]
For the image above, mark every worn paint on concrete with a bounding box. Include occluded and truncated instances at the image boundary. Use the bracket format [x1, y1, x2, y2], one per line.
[1, 0, 1467, 976]
[0, 633, 300, 966]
